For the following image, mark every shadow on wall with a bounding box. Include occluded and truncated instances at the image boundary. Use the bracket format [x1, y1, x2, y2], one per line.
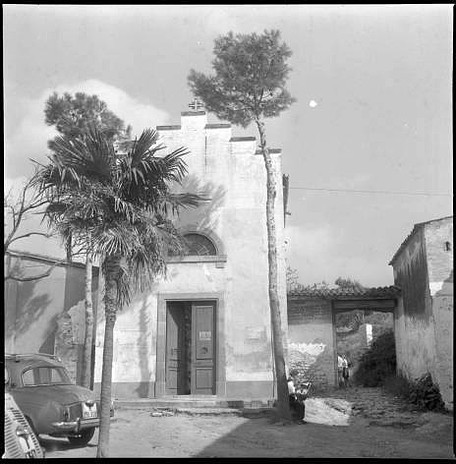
[5, 259, 54, 350]
[135, 295, 153, 398]
[177, 174, 226, 232]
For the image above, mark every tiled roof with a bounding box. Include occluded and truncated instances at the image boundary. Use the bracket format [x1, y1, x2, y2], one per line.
[288, 285, 401, 299]
[389, 215, 453, 265]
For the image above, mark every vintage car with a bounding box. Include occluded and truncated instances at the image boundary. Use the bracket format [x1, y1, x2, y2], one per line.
[5, 353, 114, 446]
[4, 388, 45, 459]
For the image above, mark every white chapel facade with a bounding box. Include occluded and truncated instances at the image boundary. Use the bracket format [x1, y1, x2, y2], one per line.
[93, 108, 288, 402]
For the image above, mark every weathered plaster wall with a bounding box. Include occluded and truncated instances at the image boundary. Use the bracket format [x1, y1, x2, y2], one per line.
[287, 298, 336, 389]
[5, 253, 99, 385]
[393, 217, 453, 410]
[425, 218, 453, 408]
[393, 228, 436, 379]
[5, 255, 67, 353]
[94, 112, 287, 400]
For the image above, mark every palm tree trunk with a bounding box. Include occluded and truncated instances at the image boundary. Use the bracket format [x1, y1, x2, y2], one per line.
[255, 119, 291, 420]
[96, 256, 119, 458]
[81, 251, 93, 389]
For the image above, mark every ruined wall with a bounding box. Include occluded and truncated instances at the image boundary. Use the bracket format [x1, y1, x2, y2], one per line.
[393, 217, 453, 410]
[54, 302, 85, 384]
[287, 298, 336, 390]
[94, 111, 287, 400]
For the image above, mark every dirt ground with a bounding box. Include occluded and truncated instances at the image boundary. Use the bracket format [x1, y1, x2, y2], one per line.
[41, 386, 454, 459]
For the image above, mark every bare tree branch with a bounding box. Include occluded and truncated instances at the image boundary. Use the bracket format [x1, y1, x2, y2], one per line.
[4, 260, 61, 282]
[4, 176, 50, 256]
[8, 232, 54, 244]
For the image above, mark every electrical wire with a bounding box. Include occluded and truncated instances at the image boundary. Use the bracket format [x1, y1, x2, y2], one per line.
[288, 187, 452, 197]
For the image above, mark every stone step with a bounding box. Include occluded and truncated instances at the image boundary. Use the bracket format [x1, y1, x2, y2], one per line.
[114, 396, 273, 410]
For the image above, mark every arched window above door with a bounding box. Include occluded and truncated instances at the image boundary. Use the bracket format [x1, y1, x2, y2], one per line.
[167, 230, 226, 267]
[182, 233, 217, 256]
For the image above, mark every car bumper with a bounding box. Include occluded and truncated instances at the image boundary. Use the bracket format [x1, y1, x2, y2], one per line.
[51, 416, 115, 434]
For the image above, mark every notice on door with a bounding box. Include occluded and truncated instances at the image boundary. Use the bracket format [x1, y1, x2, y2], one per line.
[199, 331, 211, 341]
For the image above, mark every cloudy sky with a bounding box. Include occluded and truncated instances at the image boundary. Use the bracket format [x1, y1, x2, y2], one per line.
[3, 5, 453, 286]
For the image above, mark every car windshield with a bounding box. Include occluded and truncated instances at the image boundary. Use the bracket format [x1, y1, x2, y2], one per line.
[22, 366, 72, 386]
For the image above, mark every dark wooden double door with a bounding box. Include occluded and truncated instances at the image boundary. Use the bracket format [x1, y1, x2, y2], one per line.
[165, 301, 216, 395]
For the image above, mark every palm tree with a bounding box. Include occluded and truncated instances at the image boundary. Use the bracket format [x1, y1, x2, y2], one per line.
[33, 127, 201, 457]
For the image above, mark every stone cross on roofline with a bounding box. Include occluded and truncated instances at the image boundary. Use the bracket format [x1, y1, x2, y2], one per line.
[188, 97, 204, 112]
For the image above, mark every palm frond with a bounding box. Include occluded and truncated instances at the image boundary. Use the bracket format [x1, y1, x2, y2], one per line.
[34, 124, 201, 309]
[129, 129, 162, 166]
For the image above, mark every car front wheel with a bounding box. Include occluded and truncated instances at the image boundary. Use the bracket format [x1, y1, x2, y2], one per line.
[67, 427, 95, 446]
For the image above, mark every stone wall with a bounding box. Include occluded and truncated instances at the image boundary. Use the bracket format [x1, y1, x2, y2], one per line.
[287, 298, 336, 390]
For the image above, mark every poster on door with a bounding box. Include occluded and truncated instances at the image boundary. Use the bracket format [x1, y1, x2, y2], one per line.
[199, 331, 211, 341]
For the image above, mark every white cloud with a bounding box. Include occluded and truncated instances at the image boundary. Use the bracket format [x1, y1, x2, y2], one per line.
[4, 99, 58, 181]
[56, 79, 170, 137]
[5, 79, 170, 183]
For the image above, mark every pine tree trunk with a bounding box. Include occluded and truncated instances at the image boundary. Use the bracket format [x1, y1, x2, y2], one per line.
[96, 256, 118, 458]
[81, 252, 93, 389]
[256, 119, 291, 420]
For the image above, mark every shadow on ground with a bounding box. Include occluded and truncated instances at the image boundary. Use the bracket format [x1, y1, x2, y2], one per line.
[38, 435, 98, 453]
[191, 392, 453, 459]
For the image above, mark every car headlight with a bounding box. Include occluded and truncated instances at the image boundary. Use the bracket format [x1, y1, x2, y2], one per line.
[15, 424, 30, 438]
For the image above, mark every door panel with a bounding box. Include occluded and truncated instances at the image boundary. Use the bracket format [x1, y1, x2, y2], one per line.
[191, 304, 215, 394]
[165, 303, 185, 395]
